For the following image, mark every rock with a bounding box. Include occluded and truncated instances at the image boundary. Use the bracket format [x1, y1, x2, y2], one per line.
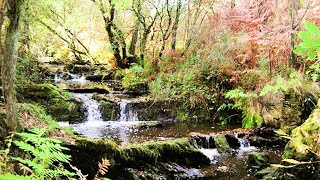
[190, 133, 216, 149]
[85, 72, 115, 82]
[214, 135, 232, 153]
[225, 134, 240, 149]
[67, 138, 211, 179]
[98, 100, 119, 121]
[248, 152, 269, 168]
[67, 88, 109, 94]
[217, 166, 228, 172]
[17, 83, 84, 123]
[261, 90, 318, 131]
[259, 99, 320, 179]
[123, 83, 149, 96]
[64, 63, 95, 74]
[244, 128, 288, 147]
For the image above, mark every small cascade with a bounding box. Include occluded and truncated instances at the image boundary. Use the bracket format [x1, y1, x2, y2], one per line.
[118, 100, 138, 122]
[73, 93, 104, 126]
[235, 134, 258, 155]
[198, 148, 220, 163]
[54, 74, 61, 83]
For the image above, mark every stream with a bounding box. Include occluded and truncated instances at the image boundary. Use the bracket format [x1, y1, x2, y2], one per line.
[53, 71, 283, 179]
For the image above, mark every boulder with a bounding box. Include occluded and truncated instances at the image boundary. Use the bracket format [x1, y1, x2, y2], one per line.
[17, 83, 84, 123]
[214, 134, 232, 153]
[67, 138, 210, 180]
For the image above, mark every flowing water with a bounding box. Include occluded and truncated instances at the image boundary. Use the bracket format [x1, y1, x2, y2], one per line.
[54, 71, 283, 179]
[118, 100, 138, 121]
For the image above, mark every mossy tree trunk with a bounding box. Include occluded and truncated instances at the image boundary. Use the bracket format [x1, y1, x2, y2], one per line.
[0, 0, 24, 132]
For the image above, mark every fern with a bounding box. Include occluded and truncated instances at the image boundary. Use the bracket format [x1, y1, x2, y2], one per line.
[10, 127, 75, 179]
[94, 158, 111, 180]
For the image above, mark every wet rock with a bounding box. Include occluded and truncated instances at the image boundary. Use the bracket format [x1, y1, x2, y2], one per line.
[214, 135, 232, 153]
[93, 94, 179, 122]
[217, 166, 229, 172]
[64, 63, 95, 75]
[225, 134, 240, 149]
[67, 138, 211, 179]
[261, 90, 318, 131]
[124, 83, 149, 96]
[98, 100, 119, 121]
[67, 88, 109, 94]
[190, 133, 215, 149]
[248, 152, 269, 168]
[85, 72, 115, 82]
[243, 128, 288, 147]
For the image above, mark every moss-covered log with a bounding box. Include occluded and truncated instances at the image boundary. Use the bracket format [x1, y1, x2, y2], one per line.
[67, 138, 210, 179]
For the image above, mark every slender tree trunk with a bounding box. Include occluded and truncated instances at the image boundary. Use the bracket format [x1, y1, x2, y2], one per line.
[104, 0, 123, 68]
[129, 20, 139, 55]
[171, 0, 182, 50]
[1, 0, 24, 132]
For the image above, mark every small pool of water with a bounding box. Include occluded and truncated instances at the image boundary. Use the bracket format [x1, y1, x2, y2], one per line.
[200, 147, 283, 179]
[61, 120, 240, 145]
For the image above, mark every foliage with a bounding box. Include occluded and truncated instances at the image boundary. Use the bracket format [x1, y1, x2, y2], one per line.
[0, 134, 14, 174]
[118, 63, 146, 88]
[294, 22, 320, 82]
[18, 103, 58, 130]
[94, 158, 111, 180]
[0, 128, 75, 179]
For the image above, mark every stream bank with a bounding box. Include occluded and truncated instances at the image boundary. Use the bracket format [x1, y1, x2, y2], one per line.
[15, 63, 317, 179]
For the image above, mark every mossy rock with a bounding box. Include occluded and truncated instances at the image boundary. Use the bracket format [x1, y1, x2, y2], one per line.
[98, 100, 119, 121]
[284, 99, 320, 161]
[214, 135, 231, 153]
[248, 152, 269, 168]
[67, 138, 210, 179]
[274, 99, 320, 179]
[17, 83, 84, 122]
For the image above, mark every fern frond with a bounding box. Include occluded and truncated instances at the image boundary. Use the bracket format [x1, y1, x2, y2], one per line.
[94, 158, 110, 179]
[44, 169, 75, 178]
[0, 173, 35, 180]
[12, 157, 44, 175]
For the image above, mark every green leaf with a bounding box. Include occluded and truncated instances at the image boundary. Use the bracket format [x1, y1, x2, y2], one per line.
[0, 173, 35, 180]
[274, 129, 288, 136]
[282, 159, 302, 165]
[308, 51, 316, 61]
[300, 42, 315, 49]
[311, 74, 318, 82]
[305, 22, 320, 35]
[298, 31, 313, 42]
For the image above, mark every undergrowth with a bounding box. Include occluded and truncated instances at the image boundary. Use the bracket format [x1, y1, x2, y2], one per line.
[0, 128, 75, 180]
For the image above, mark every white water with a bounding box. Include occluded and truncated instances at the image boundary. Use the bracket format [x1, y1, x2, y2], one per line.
[54, 72, 87, 84]
[235, 134, 258, 156]
[199, 148, 220, 163]
[72, 93, 106, 138]
[118, 100, 138, 121]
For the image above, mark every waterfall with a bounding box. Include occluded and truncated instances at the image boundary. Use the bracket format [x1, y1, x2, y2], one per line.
[54, 74, 61, 83]
[118, 100, 138, 122]
[235, 134, 257, 155]
[73, 93, 104, 126]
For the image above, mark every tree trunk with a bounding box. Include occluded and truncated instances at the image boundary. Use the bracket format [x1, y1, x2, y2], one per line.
[171, 0, 182, 50]
[1, 0, 24, 132]
[129, 20, 139, 55]
[104, 0, 123, 68]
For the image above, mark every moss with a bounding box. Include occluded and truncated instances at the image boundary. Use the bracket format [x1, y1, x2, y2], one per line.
[68, 138, 210, 179]
[248, 152, 269, 167]
[18, 103, 58, 130]
[283, 99, 320, 161]
[17, 83, 84, 122]
[98, 100, 119, 121]
[214, 135, 231, 153]
[124, 145, 158, 165]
